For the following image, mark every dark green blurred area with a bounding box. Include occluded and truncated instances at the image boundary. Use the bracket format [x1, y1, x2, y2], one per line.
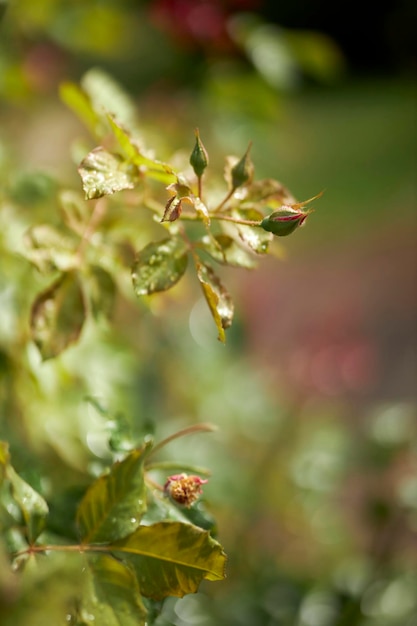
[0, 1, 416, 625]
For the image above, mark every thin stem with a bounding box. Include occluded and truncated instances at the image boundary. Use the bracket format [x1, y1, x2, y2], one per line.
[147, 423, 217, 460]
[15, 543, 111, 558]
[179, 212, 260, 228]
[145, 474, 164, 491]
[76, 198, 107, 260]
[146, 462, 212, 477]
[197, 175, 203, 202]
[211, 213, 260, 227]
[212, 188, 235, 213]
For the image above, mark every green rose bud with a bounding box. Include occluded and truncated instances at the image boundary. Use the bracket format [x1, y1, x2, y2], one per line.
[231, 142, 253, 190]
[190, 128, 209, 178]
[260, 206, 310, 237]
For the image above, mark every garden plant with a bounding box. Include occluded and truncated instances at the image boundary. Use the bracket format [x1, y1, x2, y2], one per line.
[0, 69, 320, 625]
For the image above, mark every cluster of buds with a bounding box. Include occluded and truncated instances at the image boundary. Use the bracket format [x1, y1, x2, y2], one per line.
[164, 473, 208, 507]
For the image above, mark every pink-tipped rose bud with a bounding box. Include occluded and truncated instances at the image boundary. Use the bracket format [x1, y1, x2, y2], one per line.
[164, 473, 208, 507]
[260, 206, 310, 237]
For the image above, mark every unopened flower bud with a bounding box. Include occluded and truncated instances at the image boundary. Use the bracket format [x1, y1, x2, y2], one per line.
[190, 128, 209, 178]
[164, 473, 208, 507]
[260, 206, 310, 237]
[231, 142, 253, 190]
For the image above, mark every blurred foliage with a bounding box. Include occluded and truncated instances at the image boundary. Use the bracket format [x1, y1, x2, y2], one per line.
[1, 1, 416, 625]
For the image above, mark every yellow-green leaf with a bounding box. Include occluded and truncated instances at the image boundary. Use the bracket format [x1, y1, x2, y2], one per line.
[196, 262, 234, 343]
[59, 81, 102, 138]
[200, 234, 256, 269]
[132, 237, 188, 296]
[87, 554, 147, 626]
[111, 521, 227, 600]
[78, 147, 138, 200]
[7, 466, 49, 543]
[77, 445, 150, 544]
[23, 224, 78, 273]
[232, 208, 272, 254]
[108, 115, 176, 185]
[0, 441, 10, 485]
[30, 271, 87, 360]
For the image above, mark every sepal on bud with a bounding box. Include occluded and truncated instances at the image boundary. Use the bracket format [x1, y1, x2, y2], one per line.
[231, 142, 253, 190]
[190, 128, 209, 178]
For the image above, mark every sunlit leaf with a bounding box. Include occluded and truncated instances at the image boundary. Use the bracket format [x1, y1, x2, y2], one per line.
[232, 208, 272, 254]
[23, 224, 78, 273]
[196, 262, 234, 343]
[59, 81, 102, 138]
[193, 197, 210, 227]
[132, 237, 188, 296]
[81, 68, 138, 134]
[78, 147, 138, 200]
[200, 234, 256, 269]
[108, 116, 176, 185]
[235, 178, 295, 206]
[111, 521, 227, 600]
[7, 466, 48, 543]
[30, 271, 87, 360]
[87, 265, 116, 320]
[87, 554, 147, 626]
[77, 445, 151, 544]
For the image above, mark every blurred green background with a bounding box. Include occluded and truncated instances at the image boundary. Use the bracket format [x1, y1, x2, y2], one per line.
[0, 1, 416, 625]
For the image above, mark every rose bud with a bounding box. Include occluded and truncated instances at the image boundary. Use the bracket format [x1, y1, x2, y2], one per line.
[190, 128, 209, 178]
[260, 206, 310, 237]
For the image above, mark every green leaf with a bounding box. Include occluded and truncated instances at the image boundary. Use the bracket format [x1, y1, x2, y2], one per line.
[81, 68, 138, 135]
[59, 81, 102, 138]
[200, 234, 256, 269]
[77, 445, 151, 544]
[87, 265, 116, 320]
[78, 148, 138, 200]
[7, 466, 48, 543]
[232, 208, 272, 254]
[59, 190, 91, 234]
[87, 554, 147, 626]
[30, 271, 87, 360]
[0, 441, 10, 485]
[23, 225, 78, 273]
[236, 178, 295, 206]
[196, 262, 234, 343]
[193, 197, 210, 227]
[107, 116, 176, 185]
[111, 521, 227, 600]
[132, 237, 188, 296]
